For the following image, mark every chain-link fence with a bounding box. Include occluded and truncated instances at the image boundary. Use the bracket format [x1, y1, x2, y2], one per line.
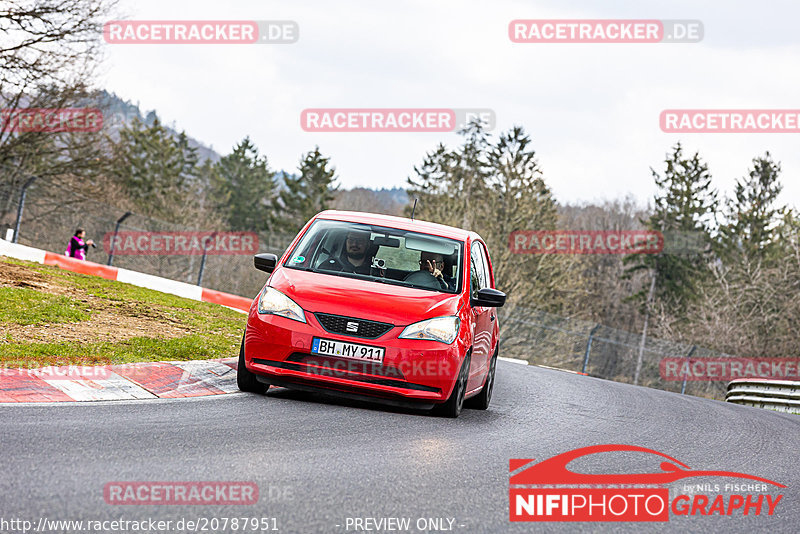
[500, 307, 729, 399]
[0, 176, 293, 299]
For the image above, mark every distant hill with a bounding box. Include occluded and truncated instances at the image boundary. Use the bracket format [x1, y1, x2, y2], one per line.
[331, 187, 408, 216]
[91, 91, 409, 211]
[93, 90, 222, 163]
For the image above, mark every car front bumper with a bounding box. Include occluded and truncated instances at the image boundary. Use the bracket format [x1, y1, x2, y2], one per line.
[244, 309, 463, 404]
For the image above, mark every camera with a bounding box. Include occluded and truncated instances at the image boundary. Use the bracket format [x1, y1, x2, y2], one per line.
[371, 257, 386, 269]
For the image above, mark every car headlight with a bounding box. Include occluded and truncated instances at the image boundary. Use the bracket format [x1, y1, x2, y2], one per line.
[257, 286, 306, 323]
[399, 316, 460, 344]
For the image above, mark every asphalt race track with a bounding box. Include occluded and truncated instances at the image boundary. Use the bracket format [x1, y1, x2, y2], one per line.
[1, 361, 798, 533]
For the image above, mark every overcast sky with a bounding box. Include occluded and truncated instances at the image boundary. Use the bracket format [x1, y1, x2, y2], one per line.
[99, 0, 800, 209]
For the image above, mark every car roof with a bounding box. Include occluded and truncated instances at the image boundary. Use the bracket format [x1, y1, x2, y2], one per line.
[315, 210, 480, 242]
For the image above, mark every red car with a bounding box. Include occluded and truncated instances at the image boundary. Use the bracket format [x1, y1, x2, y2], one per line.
[238, 210, 506, 417]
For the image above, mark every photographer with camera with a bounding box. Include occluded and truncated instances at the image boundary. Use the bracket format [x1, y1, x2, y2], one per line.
[65, 227, 95, 261]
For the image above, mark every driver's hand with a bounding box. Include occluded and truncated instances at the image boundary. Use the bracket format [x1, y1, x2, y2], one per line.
[426, 260, 442, 278]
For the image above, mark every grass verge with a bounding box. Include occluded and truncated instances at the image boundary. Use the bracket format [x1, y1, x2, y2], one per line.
[0, 257, 248, 367]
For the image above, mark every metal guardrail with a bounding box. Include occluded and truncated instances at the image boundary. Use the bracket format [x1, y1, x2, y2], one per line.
[725, 379, 800, 414]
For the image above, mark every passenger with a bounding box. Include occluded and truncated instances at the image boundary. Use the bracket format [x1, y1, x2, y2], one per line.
[419, 252, 455, 290]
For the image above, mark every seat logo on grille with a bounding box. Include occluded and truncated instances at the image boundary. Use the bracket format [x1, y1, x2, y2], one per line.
[346, 321, 359, 333]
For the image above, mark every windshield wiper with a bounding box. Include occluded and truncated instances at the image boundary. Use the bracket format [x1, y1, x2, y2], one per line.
[309, 269, 360, 280]
[370, 277, 407, 287]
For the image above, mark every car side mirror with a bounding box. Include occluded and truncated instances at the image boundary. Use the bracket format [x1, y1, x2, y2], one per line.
[254, 253, 278, 274]
[471, 288, 506, 308]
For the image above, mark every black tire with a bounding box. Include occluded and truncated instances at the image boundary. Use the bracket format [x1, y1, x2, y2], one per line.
[465, 347, 497, 410]
[431, 353, 470, 418]
[237, 334, 268, 394]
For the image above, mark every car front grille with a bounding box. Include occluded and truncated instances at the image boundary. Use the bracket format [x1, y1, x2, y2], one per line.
[314, 313, 394, 339]
[255, 355, 440, 393]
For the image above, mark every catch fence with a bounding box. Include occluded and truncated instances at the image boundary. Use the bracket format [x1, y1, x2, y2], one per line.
[501, 307, 729, 399]
[2, 177, 738, 400]
[0, 176, 292, 299]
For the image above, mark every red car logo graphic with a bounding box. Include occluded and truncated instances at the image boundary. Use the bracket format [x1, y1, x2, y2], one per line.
[509, 445, 785, 522]
[510, 444, 785, 487]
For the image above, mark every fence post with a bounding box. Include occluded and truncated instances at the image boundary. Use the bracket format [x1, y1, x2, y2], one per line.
[197, 232, 216, 286]
[634, 270, 657, 385]
[12, 176, 37, 243]
[107, 211, 132, 266]
[582, 324, 601, 374]
[681, 345, 697, 395]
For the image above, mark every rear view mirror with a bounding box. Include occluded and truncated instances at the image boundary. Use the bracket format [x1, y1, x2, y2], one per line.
[254, 253, 278, 273]
[404, 235, 457, 255]
[373, 235, 401, 248]
[471, 288, 506, 308]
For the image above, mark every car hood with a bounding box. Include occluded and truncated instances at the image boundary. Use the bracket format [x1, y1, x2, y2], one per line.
[268, 267, 462, 325]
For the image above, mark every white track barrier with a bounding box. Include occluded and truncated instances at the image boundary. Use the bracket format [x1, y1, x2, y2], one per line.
[726, 379, 800, 414]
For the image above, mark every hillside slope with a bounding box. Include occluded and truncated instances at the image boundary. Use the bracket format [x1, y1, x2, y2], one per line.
[0, 257, 246, 367]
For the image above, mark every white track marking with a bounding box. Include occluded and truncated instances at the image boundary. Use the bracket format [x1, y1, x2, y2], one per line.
[43, 373, 157, 401]
[169, 360, 239, 393]
[499, 356, 529, 365]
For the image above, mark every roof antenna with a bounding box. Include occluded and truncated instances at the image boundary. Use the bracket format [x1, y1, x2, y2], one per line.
[411, 197, 418, 220]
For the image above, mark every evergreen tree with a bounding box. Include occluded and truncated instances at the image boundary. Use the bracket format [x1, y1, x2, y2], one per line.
[625, 143, 718, 312]
[718, 152, 784, 263]
[405, 143, 456, 224]
[406, 120, 490, 230]
[483, 126, 581, 317]
[407, 122, 581, 318]
[211, 137, 276, 233]
[274, 146, 338, 233]
[111, 117, 198, 221]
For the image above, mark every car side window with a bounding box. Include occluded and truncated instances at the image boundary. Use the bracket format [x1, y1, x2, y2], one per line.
[470, 245, 484, 298]
[476, 242, 492, 289]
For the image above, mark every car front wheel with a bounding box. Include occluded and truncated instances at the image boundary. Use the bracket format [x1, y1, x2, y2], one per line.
[237, 334, 268, 394]
[432, 353, 470, 418]
[465, 347, 497, 410]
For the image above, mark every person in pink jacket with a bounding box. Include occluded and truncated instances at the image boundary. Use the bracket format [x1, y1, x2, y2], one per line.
[65, 228, 94, 260]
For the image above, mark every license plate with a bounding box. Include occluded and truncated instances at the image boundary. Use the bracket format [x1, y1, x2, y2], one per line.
[311, 337, 385, 363]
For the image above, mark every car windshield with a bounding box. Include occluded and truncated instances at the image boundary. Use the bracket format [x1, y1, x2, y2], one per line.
[283, 219, 463, 294]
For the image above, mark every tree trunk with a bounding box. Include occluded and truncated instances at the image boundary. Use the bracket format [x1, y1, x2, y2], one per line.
[634, 270, 657, 385]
